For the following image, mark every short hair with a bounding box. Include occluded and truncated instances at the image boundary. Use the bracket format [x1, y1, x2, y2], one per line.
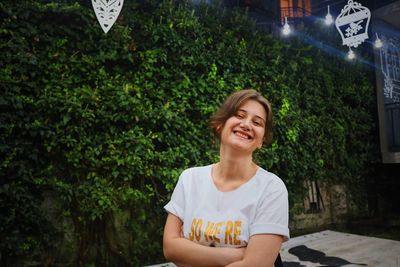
[209, 89, 273, 146]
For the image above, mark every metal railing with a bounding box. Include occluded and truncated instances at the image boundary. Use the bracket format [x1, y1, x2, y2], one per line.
[280, 6, 311, 23]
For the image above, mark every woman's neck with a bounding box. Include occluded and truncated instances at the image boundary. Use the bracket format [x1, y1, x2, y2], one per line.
[215, 146, 257, 183]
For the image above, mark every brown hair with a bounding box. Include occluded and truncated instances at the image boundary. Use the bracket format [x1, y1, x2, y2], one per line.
[209, 89, 273, 146]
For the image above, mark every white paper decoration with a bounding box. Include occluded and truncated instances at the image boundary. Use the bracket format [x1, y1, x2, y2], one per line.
[335, 0, 371, 48]
[380, 36, 400, 103]
[92, 0, 124, 34]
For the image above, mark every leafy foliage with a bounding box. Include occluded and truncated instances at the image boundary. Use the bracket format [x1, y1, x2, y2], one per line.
[0, 0, 378, 265]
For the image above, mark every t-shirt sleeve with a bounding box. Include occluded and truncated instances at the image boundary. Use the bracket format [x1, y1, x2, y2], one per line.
[250, 179, 290, 241]
[163, 170, 188, 221]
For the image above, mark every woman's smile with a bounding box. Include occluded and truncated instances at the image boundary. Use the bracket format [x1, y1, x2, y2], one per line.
[233, 130, 252, 140]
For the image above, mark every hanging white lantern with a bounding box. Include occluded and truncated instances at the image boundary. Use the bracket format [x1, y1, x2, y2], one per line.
[335, 0, 371, 48]
[92, 0, 124, 34]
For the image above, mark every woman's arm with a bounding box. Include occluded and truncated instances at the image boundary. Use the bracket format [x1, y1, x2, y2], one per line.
[225, 234, 283, 267]
[163, 213, 245, 267]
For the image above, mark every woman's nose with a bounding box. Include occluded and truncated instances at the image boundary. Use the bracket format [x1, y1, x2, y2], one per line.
[240, 119, 250, 130]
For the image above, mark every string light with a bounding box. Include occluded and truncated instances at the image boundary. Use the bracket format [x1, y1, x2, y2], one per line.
[374, 33, 383, 48]
[347, 48, 355, 60]
[282, 17, 291, 36]
[325, 5, 333, 25]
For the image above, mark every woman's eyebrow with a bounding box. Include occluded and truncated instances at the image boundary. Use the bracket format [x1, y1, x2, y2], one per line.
[238, 109, 266, 122]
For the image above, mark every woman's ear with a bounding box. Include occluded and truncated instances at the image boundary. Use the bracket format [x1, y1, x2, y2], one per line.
[216, 124, 222, 135]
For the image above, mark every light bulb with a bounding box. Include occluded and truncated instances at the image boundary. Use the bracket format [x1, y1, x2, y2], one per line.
[347, 48, 355, 60]
[282, 17, 291, 36]
[325, 5, 333, 25]
[374, 33, 383, 48]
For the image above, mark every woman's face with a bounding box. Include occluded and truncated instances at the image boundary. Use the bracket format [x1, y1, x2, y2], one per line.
[219, 100, 266, 153]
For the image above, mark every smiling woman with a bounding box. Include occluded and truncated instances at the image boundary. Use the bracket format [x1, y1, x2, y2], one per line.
[163, 89, 289, 267]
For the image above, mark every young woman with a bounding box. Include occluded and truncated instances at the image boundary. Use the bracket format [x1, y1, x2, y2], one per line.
[163, 89, 289, 267]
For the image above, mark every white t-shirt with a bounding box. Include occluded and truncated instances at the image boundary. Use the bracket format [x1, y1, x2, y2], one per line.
[164, 164, 289, 248]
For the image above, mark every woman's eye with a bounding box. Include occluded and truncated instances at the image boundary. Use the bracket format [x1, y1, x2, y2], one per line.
[235, 114, 244, 118]
[253, 120, 263, 126]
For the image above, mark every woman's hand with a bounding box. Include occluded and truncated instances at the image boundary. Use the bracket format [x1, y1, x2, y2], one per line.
[227, 246, 246, 263]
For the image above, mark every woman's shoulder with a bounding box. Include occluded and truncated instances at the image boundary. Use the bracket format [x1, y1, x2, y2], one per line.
[181, 164, 212, 175]
[179, 164, 212, 182]
[256, 167, 288, 192]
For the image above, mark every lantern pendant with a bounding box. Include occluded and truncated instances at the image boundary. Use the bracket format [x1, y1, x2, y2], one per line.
[92, 0, 124, 34]
[335, 0, 371, 48]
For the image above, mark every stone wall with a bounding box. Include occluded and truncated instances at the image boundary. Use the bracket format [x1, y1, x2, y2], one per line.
[290, 183, 349, 231]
